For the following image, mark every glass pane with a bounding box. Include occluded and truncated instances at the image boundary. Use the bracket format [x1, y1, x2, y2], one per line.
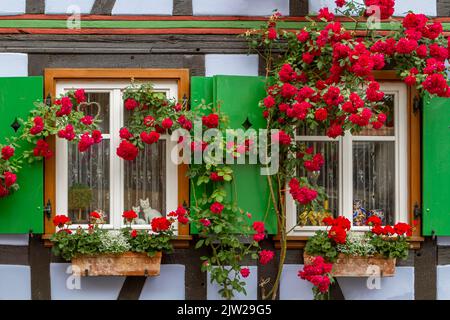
[355, 94, 395, 136]
[68, 140, 110, 224]
[76, 92, 110, 134]
[124, 140, 166, 225]
[297, 124, 326, 136]
[296, 141, 339, 226]
[352, 141, 395, 226]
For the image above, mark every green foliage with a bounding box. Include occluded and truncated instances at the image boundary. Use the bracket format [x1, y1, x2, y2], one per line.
[304, 231, 338, 262]
[368, 234, 410, 260]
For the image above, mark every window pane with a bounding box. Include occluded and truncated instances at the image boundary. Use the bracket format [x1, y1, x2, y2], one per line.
[77, 92, 110, 134]
[354, 94, 395, 136]
[296, 141, 339, 226]
[297, 124, 326, 136]
[352, 141, 395, 226]
[124, 140, 166, 225]
[68, 141, 110, 224]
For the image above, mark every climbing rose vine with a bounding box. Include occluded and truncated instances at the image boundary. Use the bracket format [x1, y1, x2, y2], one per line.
[0, 89, 100, 197]
[244, 1, 450, 299]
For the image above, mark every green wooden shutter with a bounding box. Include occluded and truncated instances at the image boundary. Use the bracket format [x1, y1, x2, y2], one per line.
[190, 76, 277, 234]
[0, 76, 44, 234]
[423, 94, 450, 236]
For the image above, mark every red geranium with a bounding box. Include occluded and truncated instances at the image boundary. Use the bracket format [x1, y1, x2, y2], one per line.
[151, 216, 172, 232]
[90, 211, 101, 220]
[53, 215, 71, 227]
[130, 229, 138, 238]
[122, 210, 137, 222]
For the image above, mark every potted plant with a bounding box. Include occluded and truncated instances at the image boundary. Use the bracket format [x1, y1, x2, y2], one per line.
[303, 216, 413, 277]
[50, 207, 189, 276]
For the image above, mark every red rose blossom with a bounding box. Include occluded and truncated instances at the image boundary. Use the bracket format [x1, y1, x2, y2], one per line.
[140, 131, 160, 145]
[202, 114, 219, 128]
[74, 89, 86, 104]
[78, 133, 94, 152]
[1, 146, 14, 160]
[240, 268, 250, 278]
[210, 202, 224, 214]
[161, 118, 173, 129]
[259, 250, 275, 265]
[116, 140, 139, 161]
[119, 127, 133, 140]
[3, 171, 16, 188]
[124, 98, 139, 111]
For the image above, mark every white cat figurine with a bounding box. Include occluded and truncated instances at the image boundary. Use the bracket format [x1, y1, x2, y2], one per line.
[131, 205, 146, 224]
[140, 198, 162, 223]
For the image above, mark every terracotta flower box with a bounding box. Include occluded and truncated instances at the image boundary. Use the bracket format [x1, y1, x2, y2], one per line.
[304, 253, 396, 277]
[72, 252, 162, 276]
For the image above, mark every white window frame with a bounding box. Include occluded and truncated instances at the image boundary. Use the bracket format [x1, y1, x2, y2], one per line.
[55, 79, 179, 233]
[286, 82, 408, 236]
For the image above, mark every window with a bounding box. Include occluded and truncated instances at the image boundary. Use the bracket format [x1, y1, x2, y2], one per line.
[286, 82, 408, 236]
[55, 80, 179, 232]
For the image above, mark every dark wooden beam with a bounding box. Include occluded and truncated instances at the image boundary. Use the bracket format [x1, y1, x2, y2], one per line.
[0, 34, 252, 55]
[437, 0, 450, 17]
[0, 245, 28, 265]
[117, 277, 147, 300]
[173, 0, 193, 16]
[29, 235, 51, 300]
[26, 0, 45, 14]
[415, 237, 437, 300]
[91, 0, 116, 15]
[290, 0, 308, 16]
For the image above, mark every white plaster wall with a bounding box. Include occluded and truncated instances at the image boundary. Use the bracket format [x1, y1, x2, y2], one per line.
[45, 0, 95, 14]
[308, 0, 436, 16]
[438, 237, 450, 246]
[193, 0, 289, 16]
[205, 54, 259, 77]
[337, 267, 415, 300]
[50, 263, 126, 300]
[207, 266, 258, 300]
[0, 53, 28, 77]
[139, 265, 185, 300]
[0, 0, 25, 15]
[112, 0, 173, 15]
[437, 265, 450, 300]
[0, 234, 29, 246]
[280, 264, 314, 300]
[0, 265, 31, 300]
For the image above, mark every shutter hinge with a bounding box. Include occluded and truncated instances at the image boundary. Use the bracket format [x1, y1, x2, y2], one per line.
[413, 96, 422, 114]
[413, 202, 422, 218]
[43, 199, 52, 220]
